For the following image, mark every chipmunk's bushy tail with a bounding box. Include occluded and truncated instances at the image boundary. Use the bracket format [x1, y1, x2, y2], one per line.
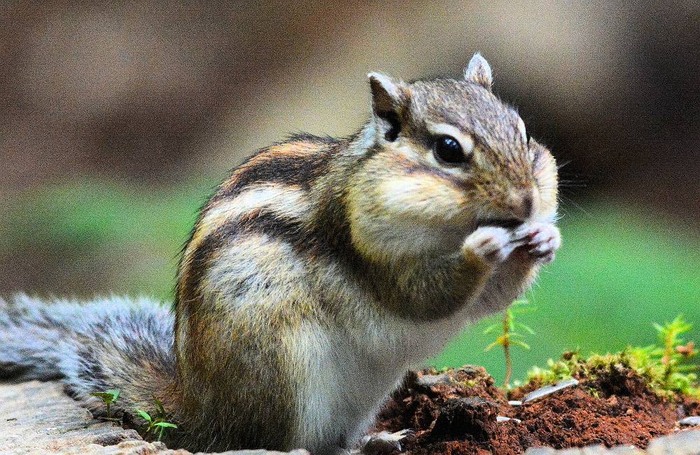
[0, 294, 176, 416]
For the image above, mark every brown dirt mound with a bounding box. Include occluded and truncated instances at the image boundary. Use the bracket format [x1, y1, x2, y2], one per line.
[373, 366, 699, 454]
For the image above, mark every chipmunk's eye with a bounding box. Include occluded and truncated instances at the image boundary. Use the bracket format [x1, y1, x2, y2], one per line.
[433, 135, 467, 165]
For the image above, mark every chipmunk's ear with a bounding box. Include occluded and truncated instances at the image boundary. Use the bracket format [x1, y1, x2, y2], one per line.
[464, 53, 493, 90]
[368, 72, 408, 142]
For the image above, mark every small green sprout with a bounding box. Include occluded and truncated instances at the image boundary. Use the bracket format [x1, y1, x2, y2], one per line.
[484, 299, 536, 387]
[136, 398, 178, 441]
[640, 315, 699, 396]
[654, 315, 696, 380]
[90, 389, 120, 419]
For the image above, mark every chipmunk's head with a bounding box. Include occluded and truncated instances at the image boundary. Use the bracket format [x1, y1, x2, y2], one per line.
[347, 53, 558, 261]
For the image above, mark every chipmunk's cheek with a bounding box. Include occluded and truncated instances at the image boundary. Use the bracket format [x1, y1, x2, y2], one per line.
[347, 174, 471, 259]
[376, 175, 467, 223]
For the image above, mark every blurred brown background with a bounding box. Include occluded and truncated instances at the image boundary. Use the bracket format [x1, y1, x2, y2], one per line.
[1, 1, 698, 297]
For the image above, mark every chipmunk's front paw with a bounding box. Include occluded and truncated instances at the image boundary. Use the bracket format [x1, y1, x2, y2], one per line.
[462, 226, 524, 265]
[514, 222, 561, 264]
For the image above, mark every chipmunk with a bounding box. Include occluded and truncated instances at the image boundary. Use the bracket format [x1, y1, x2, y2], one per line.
[0, 53, 560, 454]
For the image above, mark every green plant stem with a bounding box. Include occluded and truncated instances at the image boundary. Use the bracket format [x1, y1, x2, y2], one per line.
[503, 310, 512, 387]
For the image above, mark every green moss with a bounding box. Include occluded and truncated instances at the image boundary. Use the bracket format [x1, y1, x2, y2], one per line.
[525, 316, 700, 399]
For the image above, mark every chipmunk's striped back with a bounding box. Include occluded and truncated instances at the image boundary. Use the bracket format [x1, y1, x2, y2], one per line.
[176, 134, 340, 313]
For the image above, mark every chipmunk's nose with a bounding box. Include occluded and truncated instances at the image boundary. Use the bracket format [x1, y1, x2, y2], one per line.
[507, 188, 537, 221]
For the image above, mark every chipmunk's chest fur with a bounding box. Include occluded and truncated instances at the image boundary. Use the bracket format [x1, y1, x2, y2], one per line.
[287, 267, 478, 452]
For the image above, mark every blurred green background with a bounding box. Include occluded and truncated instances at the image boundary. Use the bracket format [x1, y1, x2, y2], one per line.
[1, 2, 699, 383]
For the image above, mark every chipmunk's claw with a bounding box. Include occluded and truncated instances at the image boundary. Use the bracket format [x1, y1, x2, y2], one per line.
[514, 222, 561, 263]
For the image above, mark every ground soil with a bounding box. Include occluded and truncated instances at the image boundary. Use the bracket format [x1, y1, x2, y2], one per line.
[372, 366, 700, 454]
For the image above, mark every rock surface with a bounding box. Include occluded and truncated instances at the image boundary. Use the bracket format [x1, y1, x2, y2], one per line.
[0, 381, 308, 455]
[0, 380, 152, 454]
